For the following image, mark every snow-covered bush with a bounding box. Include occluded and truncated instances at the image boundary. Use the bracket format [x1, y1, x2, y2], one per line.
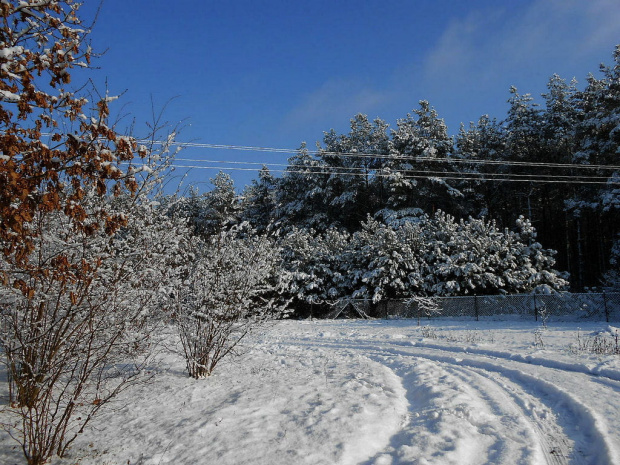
[421, 213, 568, 296]
[345, 216, 425, 303]
[278, 212, 567, 308]
[342, 212, 567, 300]
[0, 16, 185, 456]
[279, 227, 350, 307]
[172, 225, 288, 379]
[0, 181, 186, 464]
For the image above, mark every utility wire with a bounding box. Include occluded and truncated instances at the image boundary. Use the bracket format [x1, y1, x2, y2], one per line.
[140, 139, 620, 172]
[166, 164, 619, 185]
[40, 133, 620, 172]
[168, 158, 614, 182]
[38, 133, 620, 183]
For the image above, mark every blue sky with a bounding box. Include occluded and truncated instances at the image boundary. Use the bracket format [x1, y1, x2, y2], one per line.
[79, 0, 620, 191]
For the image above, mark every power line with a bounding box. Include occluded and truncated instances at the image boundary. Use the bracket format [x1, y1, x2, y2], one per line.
[166, 164, 619, 185]
[141, 139, 620, 172]
[41, 133, 620, 172]
[167, 158, 614, 182]
[38, 133, 620, 184]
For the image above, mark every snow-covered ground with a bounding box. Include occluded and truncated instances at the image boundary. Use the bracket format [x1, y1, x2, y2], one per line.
[2, 317, 620, 465]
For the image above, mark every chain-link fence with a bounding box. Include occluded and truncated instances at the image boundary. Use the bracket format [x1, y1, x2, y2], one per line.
[308, 292, 620, 322]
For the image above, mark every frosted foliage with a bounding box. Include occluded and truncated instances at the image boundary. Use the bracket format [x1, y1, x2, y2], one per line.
[406, 295, 441, 321]
[453, 115, 506, 218]
[346, 217, 425, 303]
[391, 101, 452, 160]
[422, 213, 566, 296]
[279, 227, 349, 304]
[0, 186, 187, 463]
[172, 226, 288, 379]
[281, 212, 567, 303]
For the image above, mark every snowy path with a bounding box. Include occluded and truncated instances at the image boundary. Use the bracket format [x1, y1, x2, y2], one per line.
[299, 339, 617, 464]
[273, 320, 620, 465]
[2, 319, 620, 465]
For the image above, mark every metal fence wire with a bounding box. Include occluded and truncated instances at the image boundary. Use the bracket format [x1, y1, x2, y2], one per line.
[317, 292, 620, 322]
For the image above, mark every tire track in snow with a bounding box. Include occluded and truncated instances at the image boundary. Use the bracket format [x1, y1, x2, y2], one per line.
[289, 339, 618, 465]
[405, 340, 620, 381]
[361, 354, 545, 465]
[372, 341, 619, 465]
[404, 351, 617, 465]
[440, 364, 576, 465]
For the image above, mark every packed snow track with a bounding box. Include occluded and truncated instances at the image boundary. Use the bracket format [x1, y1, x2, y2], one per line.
[2, 318, 619, 465]
[275, 319, 620, 465]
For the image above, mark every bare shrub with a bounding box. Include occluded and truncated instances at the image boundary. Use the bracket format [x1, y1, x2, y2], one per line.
[445, 330, 485, 344]
[407, 296, 441, 326]
[572, 330, 620, 356]
[173, 226, 289, 379]
[420, 325, 438, 339]
[533, 329, 545, 349]
[0, 212, 146, 463]
[0, 172, 186, 465]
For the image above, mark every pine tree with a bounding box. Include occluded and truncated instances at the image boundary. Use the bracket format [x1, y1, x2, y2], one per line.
[200, 171, 241, 235]
[320, 114, 390, 229]
[345, 216, 425, 302]
[241, 166, 278, 234]
[275, 143, 330, 232]
[453, 115, 506, 218]
[567, 45, 620, 288]
[382, 101, 458, 217]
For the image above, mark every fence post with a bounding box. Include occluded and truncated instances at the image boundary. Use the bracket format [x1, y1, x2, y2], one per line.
[603, 291, 609, 323]
[474, 295, 479, 321]
[533, 293, 538, 321]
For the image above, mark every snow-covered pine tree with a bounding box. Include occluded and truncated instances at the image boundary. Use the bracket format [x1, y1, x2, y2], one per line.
[453, 115, 506, 218]
[568, 46, 620, 288]
[345, 216, 425, 303]
[382, 101, 459, 217]
[279, 226, 350, 308]
[421, 213, 568, 296]
[201, 171, 242, 235]
[320, 114, 390, 229]
[275, 143, 330, 232]
[241, 165, 278, 234]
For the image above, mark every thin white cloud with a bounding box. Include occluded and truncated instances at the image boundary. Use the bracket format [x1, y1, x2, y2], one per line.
[282, 78, 393, 133]
[423, 0, 620, 88]
[282, 0, 620, 140]
[575, 0, 620, 56]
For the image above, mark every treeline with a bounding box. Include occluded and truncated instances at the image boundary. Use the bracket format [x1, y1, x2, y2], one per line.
[0, 2, 614, 461]
[177, 174, 567, 316]
[232, 45, 620, 291]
